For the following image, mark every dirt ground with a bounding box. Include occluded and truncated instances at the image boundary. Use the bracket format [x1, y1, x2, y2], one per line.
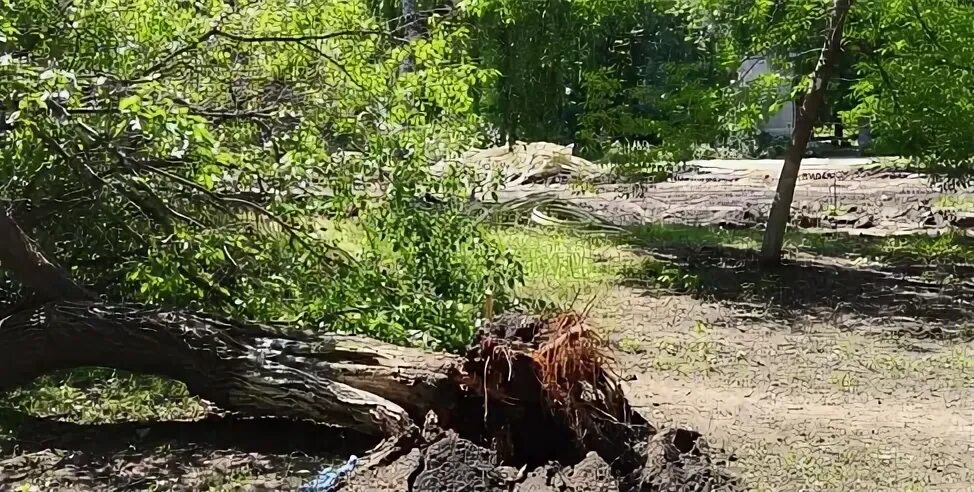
[597, 275, 974, 491]
[500, 158, 974, 237]
[502, 160, 974, 492]
[0, 414, 364, 490]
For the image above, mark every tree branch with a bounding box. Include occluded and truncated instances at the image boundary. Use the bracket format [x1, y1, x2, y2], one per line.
[212, 29, 390, 44]
[0, 210, 98, 302]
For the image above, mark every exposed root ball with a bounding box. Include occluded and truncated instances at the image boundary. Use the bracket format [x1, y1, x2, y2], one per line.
[531, 311, 626, 433]
[458, 312, 652, 473]
[345, 311, 737, 492]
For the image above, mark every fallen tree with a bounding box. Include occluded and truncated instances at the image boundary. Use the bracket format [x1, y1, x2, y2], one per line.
[0, 211, 736, 491]
[0, 303, 736, 491]
[0, 302, 450, 453]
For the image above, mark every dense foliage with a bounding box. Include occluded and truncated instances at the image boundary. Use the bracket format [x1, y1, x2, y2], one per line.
[3, 0, 974, 349]
[462, 0, 728, 158]
[845, 0, 974, 184]
[0, 0, 521, 351]
[640, 0, 974, 174]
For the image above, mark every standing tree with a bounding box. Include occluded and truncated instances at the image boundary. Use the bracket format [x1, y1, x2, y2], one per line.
[760, 0, 854, 265]
[679, 0, 974, 255]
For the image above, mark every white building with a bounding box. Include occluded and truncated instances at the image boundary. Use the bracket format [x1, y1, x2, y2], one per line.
[737, 56, 796, 138]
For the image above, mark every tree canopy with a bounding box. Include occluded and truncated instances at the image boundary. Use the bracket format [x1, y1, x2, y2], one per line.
[1, 0, 521, 351]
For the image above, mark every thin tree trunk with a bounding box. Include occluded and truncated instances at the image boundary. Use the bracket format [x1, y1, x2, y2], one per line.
[760, 0, 854, 265]
[400, 0, 420, 73]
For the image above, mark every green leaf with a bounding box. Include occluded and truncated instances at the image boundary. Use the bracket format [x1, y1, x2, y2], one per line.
[119, 95, 141, 111]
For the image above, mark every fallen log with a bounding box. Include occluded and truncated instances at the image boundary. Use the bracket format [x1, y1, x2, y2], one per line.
[0, 302, 736, 491]
[0, 301, 469, 469]
[0, 302, 467, 434]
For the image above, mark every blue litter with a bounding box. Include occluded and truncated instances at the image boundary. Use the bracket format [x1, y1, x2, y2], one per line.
[298, 455, 359, 492]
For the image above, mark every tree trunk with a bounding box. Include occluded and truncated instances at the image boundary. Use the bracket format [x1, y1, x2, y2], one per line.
[759, 0, 854, 265]
[0, 301, 470, 467]
[0, 210, 97, 302]
[0, 302, 462, 431]
[399, 0, 420, 73]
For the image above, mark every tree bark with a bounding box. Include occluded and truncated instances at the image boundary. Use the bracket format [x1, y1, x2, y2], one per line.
[0, 210, 97, 302]
[399, 0, 420, 73]
[760, 0, 854, 265]
[0, 302, 464, 449]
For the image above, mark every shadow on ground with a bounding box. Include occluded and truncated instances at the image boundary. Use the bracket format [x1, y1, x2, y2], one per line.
[618, 226, 974, 339]
[0, 411, 373, 489]
[626, 223, 974, 267]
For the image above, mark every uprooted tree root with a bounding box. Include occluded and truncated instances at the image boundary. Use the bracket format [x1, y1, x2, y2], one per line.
[345, 311, 738, 492]
[458, 311, 649, 472]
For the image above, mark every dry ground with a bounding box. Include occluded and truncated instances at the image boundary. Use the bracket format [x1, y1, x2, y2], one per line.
[562, 162, 974, 491]
[598, 288, 974, 491]
[507, 217, 974, 491]
[500, 158, 974, 237]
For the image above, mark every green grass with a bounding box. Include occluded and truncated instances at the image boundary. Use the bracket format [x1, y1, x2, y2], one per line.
[489, 226, 640, 309]
[1, 369, 204, 426]
[650, 326, 722, 375]
[0, 369, 204, 447]
[934, 194, 974, 211]
[623, 224, 762, 250]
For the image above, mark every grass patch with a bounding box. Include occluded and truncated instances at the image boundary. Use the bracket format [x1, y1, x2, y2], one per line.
[618, 259, 700, 292]
[617, 337, 644, 354]
[869, 347, 974, 389]
[489, 226, 636, 308]
[0, 370, 204, 455]
[0, 369, 204, 427]
[934, 194, 974, 211]
[489, 225, 718, 307]
[625, 224, 763, 251]
[737, 440, 948, 491]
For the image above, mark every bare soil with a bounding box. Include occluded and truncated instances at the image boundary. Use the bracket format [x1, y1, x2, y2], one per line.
[501, 159, 974, 236]
[597, 280, 974, 491]
[0, 416, 364, 490]
[534, 161, 974, 490]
